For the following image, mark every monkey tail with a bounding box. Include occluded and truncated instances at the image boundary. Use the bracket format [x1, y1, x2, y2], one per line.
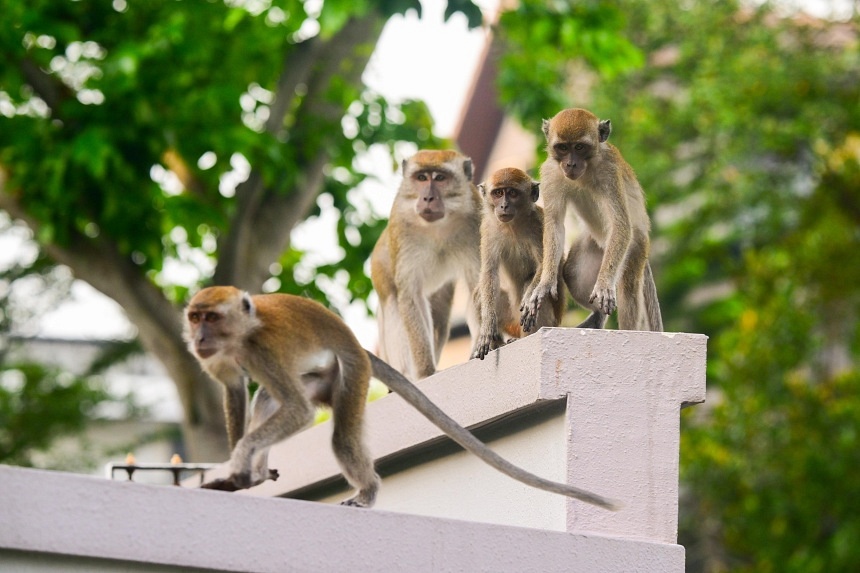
[643, 261, 664, 332]
[366, 351, 621, 511]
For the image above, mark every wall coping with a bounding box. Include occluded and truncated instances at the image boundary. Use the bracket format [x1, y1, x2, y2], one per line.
[0, 464, 684, 573]
[200, 328, 707, 543]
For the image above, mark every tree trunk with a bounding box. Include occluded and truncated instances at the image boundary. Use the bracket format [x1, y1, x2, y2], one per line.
[0, 11, 388, 461]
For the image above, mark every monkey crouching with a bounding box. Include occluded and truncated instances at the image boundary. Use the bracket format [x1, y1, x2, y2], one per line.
[184, 286, 619, 511]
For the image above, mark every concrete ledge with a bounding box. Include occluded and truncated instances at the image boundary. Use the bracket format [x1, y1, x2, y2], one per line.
[0, 465, 684, 573]
[199, 328, 707, 544]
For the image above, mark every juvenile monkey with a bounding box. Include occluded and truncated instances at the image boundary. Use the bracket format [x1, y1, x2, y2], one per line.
[370, 150, 482, 380]
[521, 108, 663, 332]
[471, 167, 564, 360]
[185, 286, 619, 510]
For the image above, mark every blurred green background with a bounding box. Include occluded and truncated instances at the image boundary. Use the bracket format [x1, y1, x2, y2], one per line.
[1, 1, 858, 571]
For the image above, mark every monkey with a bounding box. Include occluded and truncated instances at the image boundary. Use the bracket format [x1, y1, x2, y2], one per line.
[470, 167, 565, 360]
[184, 285, 619, 511]
[520, 108, 663, 332]
[370, 149, 482, 381]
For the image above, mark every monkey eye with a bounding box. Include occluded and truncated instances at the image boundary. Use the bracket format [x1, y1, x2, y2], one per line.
[508, 189, 519, 198]
[492, 189, 504, 198]
[555, 143, 569, 153]
[433, 173, 446, 182]
[187, 312, 200, 323]
[574, 143, 585, 151]
[416, 173, 428, 181]
[204, 312, 220, 323]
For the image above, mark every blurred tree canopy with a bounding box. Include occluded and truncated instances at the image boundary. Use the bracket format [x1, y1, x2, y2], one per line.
[0, 0, 462, 460]
[0, 0, 637, 463]
[3, 0, 857, 569]
[496, 0, 860, 571]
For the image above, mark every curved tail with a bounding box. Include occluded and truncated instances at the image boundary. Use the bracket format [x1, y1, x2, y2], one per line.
[644, 261, 663, 332]
[366, 351, 620, 511]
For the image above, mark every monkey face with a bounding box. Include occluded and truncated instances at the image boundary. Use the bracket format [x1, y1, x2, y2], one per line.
[399, 150, 475, 224]
[412, 169, 450, 222]
[480, 168, 540, 223]
[490, 187, 522, 223]
[184, 287, 258, 361]
[552, 142, 593, 181]
[186, 309, 226, 359]
[543, 108, 611, 181]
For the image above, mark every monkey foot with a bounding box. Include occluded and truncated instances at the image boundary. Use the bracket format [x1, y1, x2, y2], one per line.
[200, 477, 242, 492]
[201, 469, 278, 491]
[339, 498, 371, 508]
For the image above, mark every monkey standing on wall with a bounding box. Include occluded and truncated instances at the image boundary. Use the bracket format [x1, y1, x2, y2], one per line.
[184, 286, 619, 510]
[370, 150, 482, 381]
[471, 167, 564, 360]
[521, 108, 663, 332]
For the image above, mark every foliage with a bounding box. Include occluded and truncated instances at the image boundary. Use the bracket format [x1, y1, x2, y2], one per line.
[0, 0, 442, 303]
[0, 362, 106, 465]
[500, 0, 860, 570]
[0, 0, 641, 460]
[496, 0, 643, 122]
[0, 0, 474, 458]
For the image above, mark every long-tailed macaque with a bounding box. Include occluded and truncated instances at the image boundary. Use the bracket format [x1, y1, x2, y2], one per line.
[184, 286, 618, 510]
[471, 168, 564, 360]
[521, 108, 663, 332]
[370, 150, 482, 380]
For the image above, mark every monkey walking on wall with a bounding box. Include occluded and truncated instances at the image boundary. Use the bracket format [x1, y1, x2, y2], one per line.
[521, 108, 663, 332]
[471, 167, 564, 360]
[184, 286, 619, 511]
[370, 150, 482, 381]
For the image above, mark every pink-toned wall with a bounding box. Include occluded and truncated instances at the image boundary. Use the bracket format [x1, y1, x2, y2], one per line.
[0, 328, 706, 572]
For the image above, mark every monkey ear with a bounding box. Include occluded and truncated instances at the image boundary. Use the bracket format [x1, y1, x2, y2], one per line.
[541, 119, 551, 138]
[241, 292, 255, 315]
[531, 181, 540, 202]
[477, 182, 487, 197]
[401, 158, 409, 175]
[598, 119, 612, 143]
[462, 158, 473, 182]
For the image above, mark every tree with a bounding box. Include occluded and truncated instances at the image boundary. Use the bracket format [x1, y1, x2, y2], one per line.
[0, 0, 485, 460]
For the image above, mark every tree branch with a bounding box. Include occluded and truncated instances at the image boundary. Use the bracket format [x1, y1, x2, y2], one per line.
[20, 58, 73, 114]
[213, 38, 325, 290]
[213, 11, 386, 292]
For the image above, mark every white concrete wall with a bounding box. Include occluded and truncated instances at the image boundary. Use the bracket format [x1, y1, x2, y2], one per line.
[1, 328, 706, 572]
[0, 464, 685, 573]
[316, 411, 570, 531]
[220, 328, 706, 544]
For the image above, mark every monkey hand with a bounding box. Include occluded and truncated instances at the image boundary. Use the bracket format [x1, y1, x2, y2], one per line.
[472, 331, 504, 360]
[589, 282, 617, 316]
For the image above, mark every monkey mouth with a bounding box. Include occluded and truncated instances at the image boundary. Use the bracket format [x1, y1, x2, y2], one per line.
[196, 347, 217, 359]
[562, 165, 585, 180]
[419, 210, 444, 222]
[497, 213, 514, 223]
